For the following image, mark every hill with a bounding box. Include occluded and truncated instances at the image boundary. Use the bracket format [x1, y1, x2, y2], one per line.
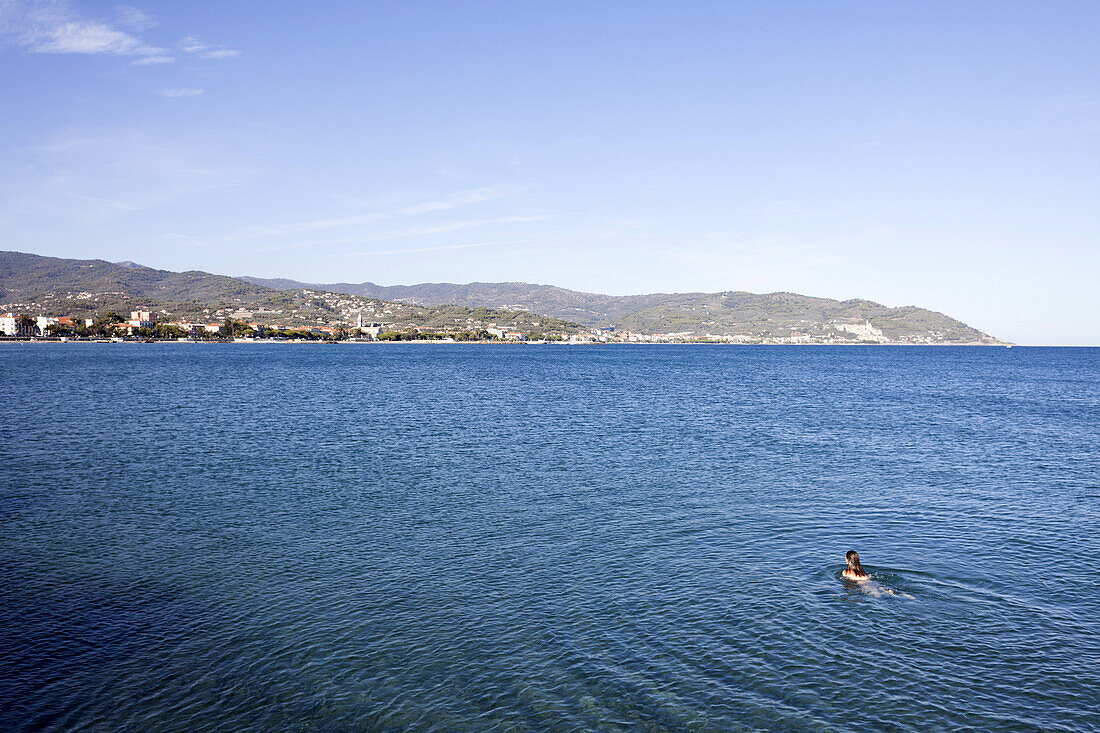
[242, 276, 1002, 343]
[0, 252, 582, 335]
[1, 251, 1002, 342]
[2, 251, 274, 305]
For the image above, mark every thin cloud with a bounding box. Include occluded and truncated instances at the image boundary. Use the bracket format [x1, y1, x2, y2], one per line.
[163, 232, 204, 245]
[242, 216, 549, 253]
[178, 35, 206, 53]
[328, 239, 533, 258]
[398, 186, 519, 215]
[157, 87, 203, 98]
[1, 0, 165, 59]
[225, 186, 523, 240]
[115, 5, 156, 31]
[377, 215, 548, 240]
[200, 48, 239, 59]
[308, 215, 549, 247]
[30, 20, 164, 55]
[5, 129, 253, 221]
[0, 2, 238, 65]
[1038, 91, 1098, 117]
[178, 34, 238, 59]
[131, 54, 173, 65]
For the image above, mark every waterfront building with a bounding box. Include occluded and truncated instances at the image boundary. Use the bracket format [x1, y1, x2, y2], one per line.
[129, 310, 157, 328]
[0, 314, 40, 337]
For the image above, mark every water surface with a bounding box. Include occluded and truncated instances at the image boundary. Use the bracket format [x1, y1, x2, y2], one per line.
[1, 344, 1098, 731]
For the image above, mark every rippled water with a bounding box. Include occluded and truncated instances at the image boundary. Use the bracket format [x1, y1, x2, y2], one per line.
[1, 344, 1098, 732]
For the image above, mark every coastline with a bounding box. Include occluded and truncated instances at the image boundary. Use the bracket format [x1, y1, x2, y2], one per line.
[0, 338, 1019, 347]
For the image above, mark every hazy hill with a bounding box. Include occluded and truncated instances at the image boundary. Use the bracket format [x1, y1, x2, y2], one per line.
[243, 276, 1000, 342]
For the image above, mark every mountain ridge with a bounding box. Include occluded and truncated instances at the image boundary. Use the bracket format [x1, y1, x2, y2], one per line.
[0, 250, 1004, 342]
[241, 275, 1002, 343]
[0, 251, 583, 334]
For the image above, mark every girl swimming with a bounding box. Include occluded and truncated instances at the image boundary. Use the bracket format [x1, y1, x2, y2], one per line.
[841, 551, 913, 597]
[843, 550, 870, 581]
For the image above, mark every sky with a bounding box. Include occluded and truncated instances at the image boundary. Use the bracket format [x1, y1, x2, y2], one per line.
[1, 1, 1098, 345]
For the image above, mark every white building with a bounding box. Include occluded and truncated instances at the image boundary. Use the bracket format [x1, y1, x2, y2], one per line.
[0, 313, 39, 337]
[356, 314, 384, 338]
[129, 310, 157, 328]
[834, 321, 888, 342]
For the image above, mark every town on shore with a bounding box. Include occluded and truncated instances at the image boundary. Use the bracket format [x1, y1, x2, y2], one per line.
[1, 252, 1007, 345]
[0, 309, 948, 345]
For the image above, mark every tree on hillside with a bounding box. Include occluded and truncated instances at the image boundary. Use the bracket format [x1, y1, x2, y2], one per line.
[221, 318, 255, 338]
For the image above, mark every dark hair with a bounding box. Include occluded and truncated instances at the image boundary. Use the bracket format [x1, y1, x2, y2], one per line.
[846, 550, 867, 576]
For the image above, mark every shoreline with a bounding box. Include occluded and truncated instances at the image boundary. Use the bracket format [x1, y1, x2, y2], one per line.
[0, 338, 1022, 347]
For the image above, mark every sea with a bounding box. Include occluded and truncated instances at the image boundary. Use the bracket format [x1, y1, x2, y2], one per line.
[1, 344, 1098, 732]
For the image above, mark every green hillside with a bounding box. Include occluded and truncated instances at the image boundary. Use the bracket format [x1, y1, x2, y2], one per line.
[1, 251, 273, 304]
[2, 251, 1002, 342]
[0, 252, 582, 334]
[244, 276, 1002, 342]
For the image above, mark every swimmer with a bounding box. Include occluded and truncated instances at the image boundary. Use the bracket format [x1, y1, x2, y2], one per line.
[842, 550, 870, 581]
[841, 550, 914, 598]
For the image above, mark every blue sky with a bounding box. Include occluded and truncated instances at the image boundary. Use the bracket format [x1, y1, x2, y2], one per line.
[1, 1, 1098, 344]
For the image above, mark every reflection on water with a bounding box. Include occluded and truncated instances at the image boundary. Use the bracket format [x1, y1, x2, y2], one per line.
[1, 344, 1099, 732]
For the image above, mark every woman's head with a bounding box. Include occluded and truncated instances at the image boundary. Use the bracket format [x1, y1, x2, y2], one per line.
[844, 550, 867, 577]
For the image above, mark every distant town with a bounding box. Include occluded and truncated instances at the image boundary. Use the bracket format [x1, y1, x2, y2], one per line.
[0, 252, 1006, 345]
[1, 307, 952, 345]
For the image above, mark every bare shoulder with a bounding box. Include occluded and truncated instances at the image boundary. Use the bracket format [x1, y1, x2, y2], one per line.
[842, 569, 869, 581]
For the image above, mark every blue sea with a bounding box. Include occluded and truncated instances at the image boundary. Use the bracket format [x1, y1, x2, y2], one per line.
[1, 344, 1098, 732]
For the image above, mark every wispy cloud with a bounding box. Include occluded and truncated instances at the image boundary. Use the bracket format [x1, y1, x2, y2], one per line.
[30, 20, 164, 55]
[178, 34, 205, 53]
[157, 87, 203, 98]
[2, 129, 252, 221]
[327, 239, 533, 258]
[241, 216, 549, 255]
[131, 53, 172, 65]
[1038, 91, 1098, 117]
[199, 48, 239, 59]
[178, 34, 238, 59]
[398, 186, 519, 215]
[337, 215, 549, 244]
[226, 186, 523, 241]
[1, 0, 165, 60]
[115, 5, 156, 31]
[0, 2, 240, 65]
